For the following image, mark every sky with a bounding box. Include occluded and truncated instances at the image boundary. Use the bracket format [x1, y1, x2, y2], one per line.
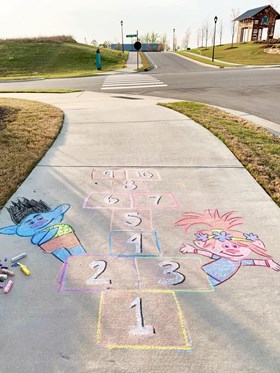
[1, 0, 280, 48]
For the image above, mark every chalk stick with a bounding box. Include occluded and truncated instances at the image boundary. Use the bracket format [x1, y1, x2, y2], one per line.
[3, 280, 13, 293]
[11, 253, 27, 263]
[1, 269, 14, 276]
[17, 262, 31, 276]
[0, 274, 8, 282]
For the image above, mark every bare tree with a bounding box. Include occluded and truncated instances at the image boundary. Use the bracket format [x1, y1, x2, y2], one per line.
[230, 8, 240, 48]
[203, 19, 210, 49]
[201, 26, 205, 47]
[91, 39, 98, 46]
[159, 33, 169, 51]
[150, 32, 160, 44]
[142, 33, 151, 44]
[182, 28, 191, 50]
[196, 28, 201, 48]
[218, 20, 224, 45]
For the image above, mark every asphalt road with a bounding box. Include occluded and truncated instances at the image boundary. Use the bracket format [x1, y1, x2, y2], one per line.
[0, 51, 280, 124]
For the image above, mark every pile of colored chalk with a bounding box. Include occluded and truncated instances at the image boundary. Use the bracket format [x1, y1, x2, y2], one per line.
[0, 252, 31, 294]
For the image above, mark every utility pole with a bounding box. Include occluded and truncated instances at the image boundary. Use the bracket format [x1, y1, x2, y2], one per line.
[173, 29, 175, 51]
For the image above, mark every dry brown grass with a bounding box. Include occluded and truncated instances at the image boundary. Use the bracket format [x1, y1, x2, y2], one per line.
[161, 102, 280, 206]
[0, 98, 63, 208]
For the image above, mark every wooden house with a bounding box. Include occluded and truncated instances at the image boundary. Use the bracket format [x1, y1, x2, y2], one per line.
[234, 5, 280, 42]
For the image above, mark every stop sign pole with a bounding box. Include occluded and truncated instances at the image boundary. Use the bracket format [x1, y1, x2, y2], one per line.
[137, 30, 139, 70]
[133, 30, 142, 70]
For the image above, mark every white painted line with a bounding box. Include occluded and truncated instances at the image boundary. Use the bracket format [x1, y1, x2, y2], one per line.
[101, 84, 168, 90]
[103, 82, 166, 87]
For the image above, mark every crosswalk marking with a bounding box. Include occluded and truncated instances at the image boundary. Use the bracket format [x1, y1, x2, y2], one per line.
[101, 74, 167, 90]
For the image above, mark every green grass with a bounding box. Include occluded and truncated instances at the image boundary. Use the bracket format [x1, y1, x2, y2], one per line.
[0, 89, 81, 93]
[0, 98, 64, 208]
[0, 41, 128, 79]
[176, 51, 230, 68]
[183, 42, 280, 65]
[160, 101, 280, 206]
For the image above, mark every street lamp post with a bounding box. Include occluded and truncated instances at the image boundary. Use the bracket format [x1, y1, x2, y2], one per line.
[212, 16, 218, 62]
[173, 29, 175, 51]
[120, 20, 124, 53]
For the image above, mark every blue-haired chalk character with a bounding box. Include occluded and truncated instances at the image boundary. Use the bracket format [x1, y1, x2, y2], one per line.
[0, 198, 86, 262]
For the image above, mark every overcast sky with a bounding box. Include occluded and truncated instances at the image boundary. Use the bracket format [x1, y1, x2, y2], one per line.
[2, 1, 279, 47]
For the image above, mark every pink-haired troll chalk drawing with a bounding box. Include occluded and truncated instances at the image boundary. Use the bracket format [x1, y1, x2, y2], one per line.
[175, 209, 280, 287]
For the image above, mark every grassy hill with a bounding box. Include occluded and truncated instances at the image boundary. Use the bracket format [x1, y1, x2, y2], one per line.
[180, 42, 280, 66]
[0, 37, 127, 79]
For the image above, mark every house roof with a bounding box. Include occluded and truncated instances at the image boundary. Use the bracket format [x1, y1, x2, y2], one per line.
[234, 5, 280, 21]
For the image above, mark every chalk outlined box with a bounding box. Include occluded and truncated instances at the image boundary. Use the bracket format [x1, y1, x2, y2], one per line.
[83, 192, 133, 209]
[131, 192, 180, 209]
[91, 168, 126, 180]
[125, 169, 161, 181]
[58, 255, 139, 292]
[110, 230, 160, 257]
[96, 291, 192, 351]
[110, 209, 153, 231]
[135, 257, 214, 292]
[111, 179, 149, 193]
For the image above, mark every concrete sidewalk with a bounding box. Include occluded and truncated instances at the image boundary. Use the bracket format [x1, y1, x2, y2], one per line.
[0, 91, 279, 373]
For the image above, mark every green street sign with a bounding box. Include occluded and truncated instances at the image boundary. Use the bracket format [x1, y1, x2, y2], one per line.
[126, 34, 137, 38]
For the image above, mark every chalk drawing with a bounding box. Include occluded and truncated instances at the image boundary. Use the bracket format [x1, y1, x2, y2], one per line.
[91, 168, 126, 180]
[86, 260, 112, 285]
[132, 192, 179, 209]
[91, 168, 161, 181]
[158, 261, 185, 286]
[135, 257, 213, 292]
[129, 297, 155, 336]
[83, 192, 133, 209]
[112, 179, 149, 193]
[110, 230, 161, 257]
[0, 198, 86, 262]
[126, 169, 161, 181]
[176, 209, 280, 287]
[110, 209, 153, 231]
[58, 255, 139, 292]
[97, 291, 192, 350]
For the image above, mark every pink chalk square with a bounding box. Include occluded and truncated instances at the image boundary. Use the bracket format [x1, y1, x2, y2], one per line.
[132, 192, 179, 209]
[136, 257, 213, 292]
[110, 231, 160, 257]
[98, 291, 191, 350]
[111, 179, 149, 193]
[59, 255, 139, 292]
[91, 168, 126, 180]
[126, 169, 161, 181]
[110, 209, 153, 231]
[84, 192, 133, 209]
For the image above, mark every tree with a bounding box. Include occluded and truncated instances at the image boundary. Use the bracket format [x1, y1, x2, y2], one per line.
[142, 33, 151, 44]
[203, 19, 210, 49]
[230, 8, 240, 48]
[201, 26, 205, 47]
[159, 33, 169, 51]
[101, 41, 110, 48]
[196, 28, 201, 48]
[219, 20, 224, 45]
[91, 39, 98, 46]
[182, 29, 191, 50]
[150, 32, 160, 44]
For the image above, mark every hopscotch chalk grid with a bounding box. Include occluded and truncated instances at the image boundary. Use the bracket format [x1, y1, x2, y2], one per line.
[63, 168, 205, 351]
